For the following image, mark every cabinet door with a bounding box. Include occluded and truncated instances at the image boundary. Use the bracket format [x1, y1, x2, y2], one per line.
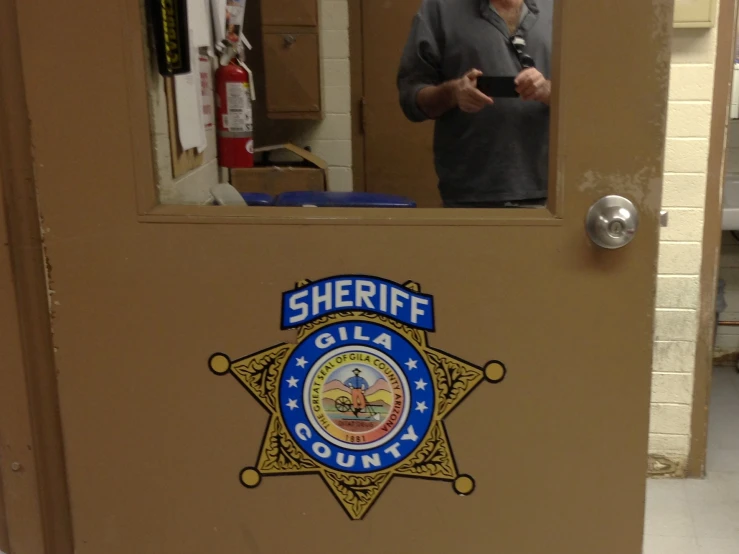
[673, 0, 716, 27]
[261, 0, 318, 26]
[263, 31, 321, 116]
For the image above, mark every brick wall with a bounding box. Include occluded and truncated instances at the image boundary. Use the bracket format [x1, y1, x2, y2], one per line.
[650, 21, 721, 469]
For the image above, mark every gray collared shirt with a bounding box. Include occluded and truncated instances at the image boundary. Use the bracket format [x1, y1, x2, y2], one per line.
[397, 0, 553, 205]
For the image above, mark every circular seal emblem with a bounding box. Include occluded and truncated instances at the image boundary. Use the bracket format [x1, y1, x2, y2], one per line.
[279, 321, 435, 473]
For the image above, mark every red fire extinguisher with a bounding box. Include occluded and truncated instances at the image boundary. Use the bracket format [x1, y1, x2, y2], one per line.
[215, 58, 254, 168]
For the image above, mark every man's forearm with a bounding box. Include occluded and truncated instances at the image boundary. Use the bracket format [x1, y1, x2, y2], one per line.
[416, 80, 459, 119]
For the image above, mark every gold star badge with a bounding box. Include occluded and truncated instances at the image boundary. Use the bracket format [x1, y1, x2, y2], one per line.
[209, 278, 506, 519]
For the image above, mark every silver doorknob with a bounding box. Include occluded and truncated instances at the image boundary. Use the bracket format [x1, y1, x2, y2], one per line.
[585, 195, 639, 249]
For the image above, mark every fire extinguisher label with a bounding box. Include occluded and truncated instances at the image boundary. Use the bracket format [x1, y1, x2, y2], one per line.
[225, 82, 252, 133]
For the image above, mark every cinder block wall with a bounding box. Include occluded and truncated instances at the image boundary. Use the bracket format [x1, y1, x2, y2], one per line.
[300, 0, 354, 191]
[650, 22, 721, 471]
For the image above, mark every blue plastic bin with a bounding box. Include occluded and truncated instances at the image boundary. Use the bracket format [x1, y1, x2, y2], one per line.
[240, 193, 274, 206]
[274, 191, 416, 208]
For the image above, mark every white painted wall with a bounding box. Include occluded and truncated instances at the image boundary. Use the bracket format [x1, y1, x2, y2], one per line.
[650, 19, 722, 470]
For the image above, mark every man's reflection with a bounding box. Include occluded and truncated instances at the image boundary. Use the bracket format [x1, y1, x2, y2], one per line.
[397, 0, 552, 208]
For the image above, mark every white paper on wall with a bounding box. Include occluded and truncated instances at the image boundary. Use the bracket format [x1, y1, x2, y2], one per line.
[199, 55, 215, 129]
[210, 0, 227, 43]
[175, 34, 208, 152]
[187, 0, 213, 47]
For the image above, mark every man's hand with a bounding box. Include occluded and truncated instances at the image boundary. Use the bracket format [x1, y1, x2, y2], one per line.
[454, 69, 494, 113]
[414, 69, 493, 119]
[515, 68, 551, 105]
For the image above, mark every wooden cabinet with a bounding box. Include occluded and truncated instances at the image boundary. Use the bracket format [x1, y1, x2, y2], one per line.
[261, 0, 322, 119]
[673, 0, 716, 28]
[263, 29, 321, 117]
[261, 0, 318, 27]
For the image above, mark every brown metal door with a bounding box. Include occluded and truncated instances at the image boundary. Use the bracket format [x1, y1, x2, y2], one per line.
[362, 0, 441, 207]
[6, 0, 672, 553]
[0, 484, 7, 554]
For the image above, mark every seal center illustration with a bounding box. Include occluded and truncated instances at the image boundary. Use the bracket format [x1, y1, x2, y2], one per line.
[304, 346, 409, 451]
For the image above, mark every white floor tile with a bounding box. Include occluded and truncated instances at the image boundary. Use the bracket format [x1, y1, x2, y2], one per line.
[644, 504, 695, 538]
[685, 473, 739, 506]
[642, 367, 739, 553]
[647, 478, 688, 502]
[690, 502, 739, 539]
[644, 479, 695, 538]
[642, 535, 698, 554]
[712, 472, 739, 501]
[707, 448, 739, 473]
[708, 423, 739, 450]
[697, 536, 739, 553]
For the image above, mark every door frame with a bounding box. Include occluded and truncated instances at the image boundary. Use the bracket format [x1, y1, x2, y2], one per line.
[5, 0, 728, 537]
[8, 0, 730, 541]
[0, 0, 73, 551]
[689, 0, 739, 477]
[349, 0, 366, 193]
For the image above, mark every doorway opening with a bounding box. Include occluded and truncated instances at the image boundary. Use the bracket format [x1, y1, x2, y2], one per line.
[711, 51, 739, 474]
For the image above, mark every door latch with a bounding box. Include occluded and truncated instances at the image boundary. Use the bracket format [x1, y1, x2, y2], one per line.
[660, 210, 669, 227]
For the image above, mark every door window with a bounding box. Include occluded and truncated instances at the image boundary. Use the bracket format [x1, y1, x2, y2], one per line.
[142, 0, 561, 215]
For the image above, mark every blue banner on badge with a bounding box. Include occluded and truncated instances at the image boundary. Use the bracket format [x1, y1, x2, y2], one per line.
[281, 275, 435, 331]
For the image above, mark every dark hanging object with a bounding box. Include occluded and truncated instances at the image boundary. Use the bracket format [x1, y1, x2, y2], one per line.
[148, 0, 191, 76]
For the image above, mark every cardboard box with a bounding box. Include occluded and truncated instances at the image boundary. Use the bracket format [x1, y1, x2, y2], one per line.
[230, 143, 327, 195]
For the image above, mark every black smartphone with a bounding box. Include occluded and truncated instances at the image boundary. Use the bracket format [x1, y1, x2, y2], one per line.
[476, 76, 518, 98]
